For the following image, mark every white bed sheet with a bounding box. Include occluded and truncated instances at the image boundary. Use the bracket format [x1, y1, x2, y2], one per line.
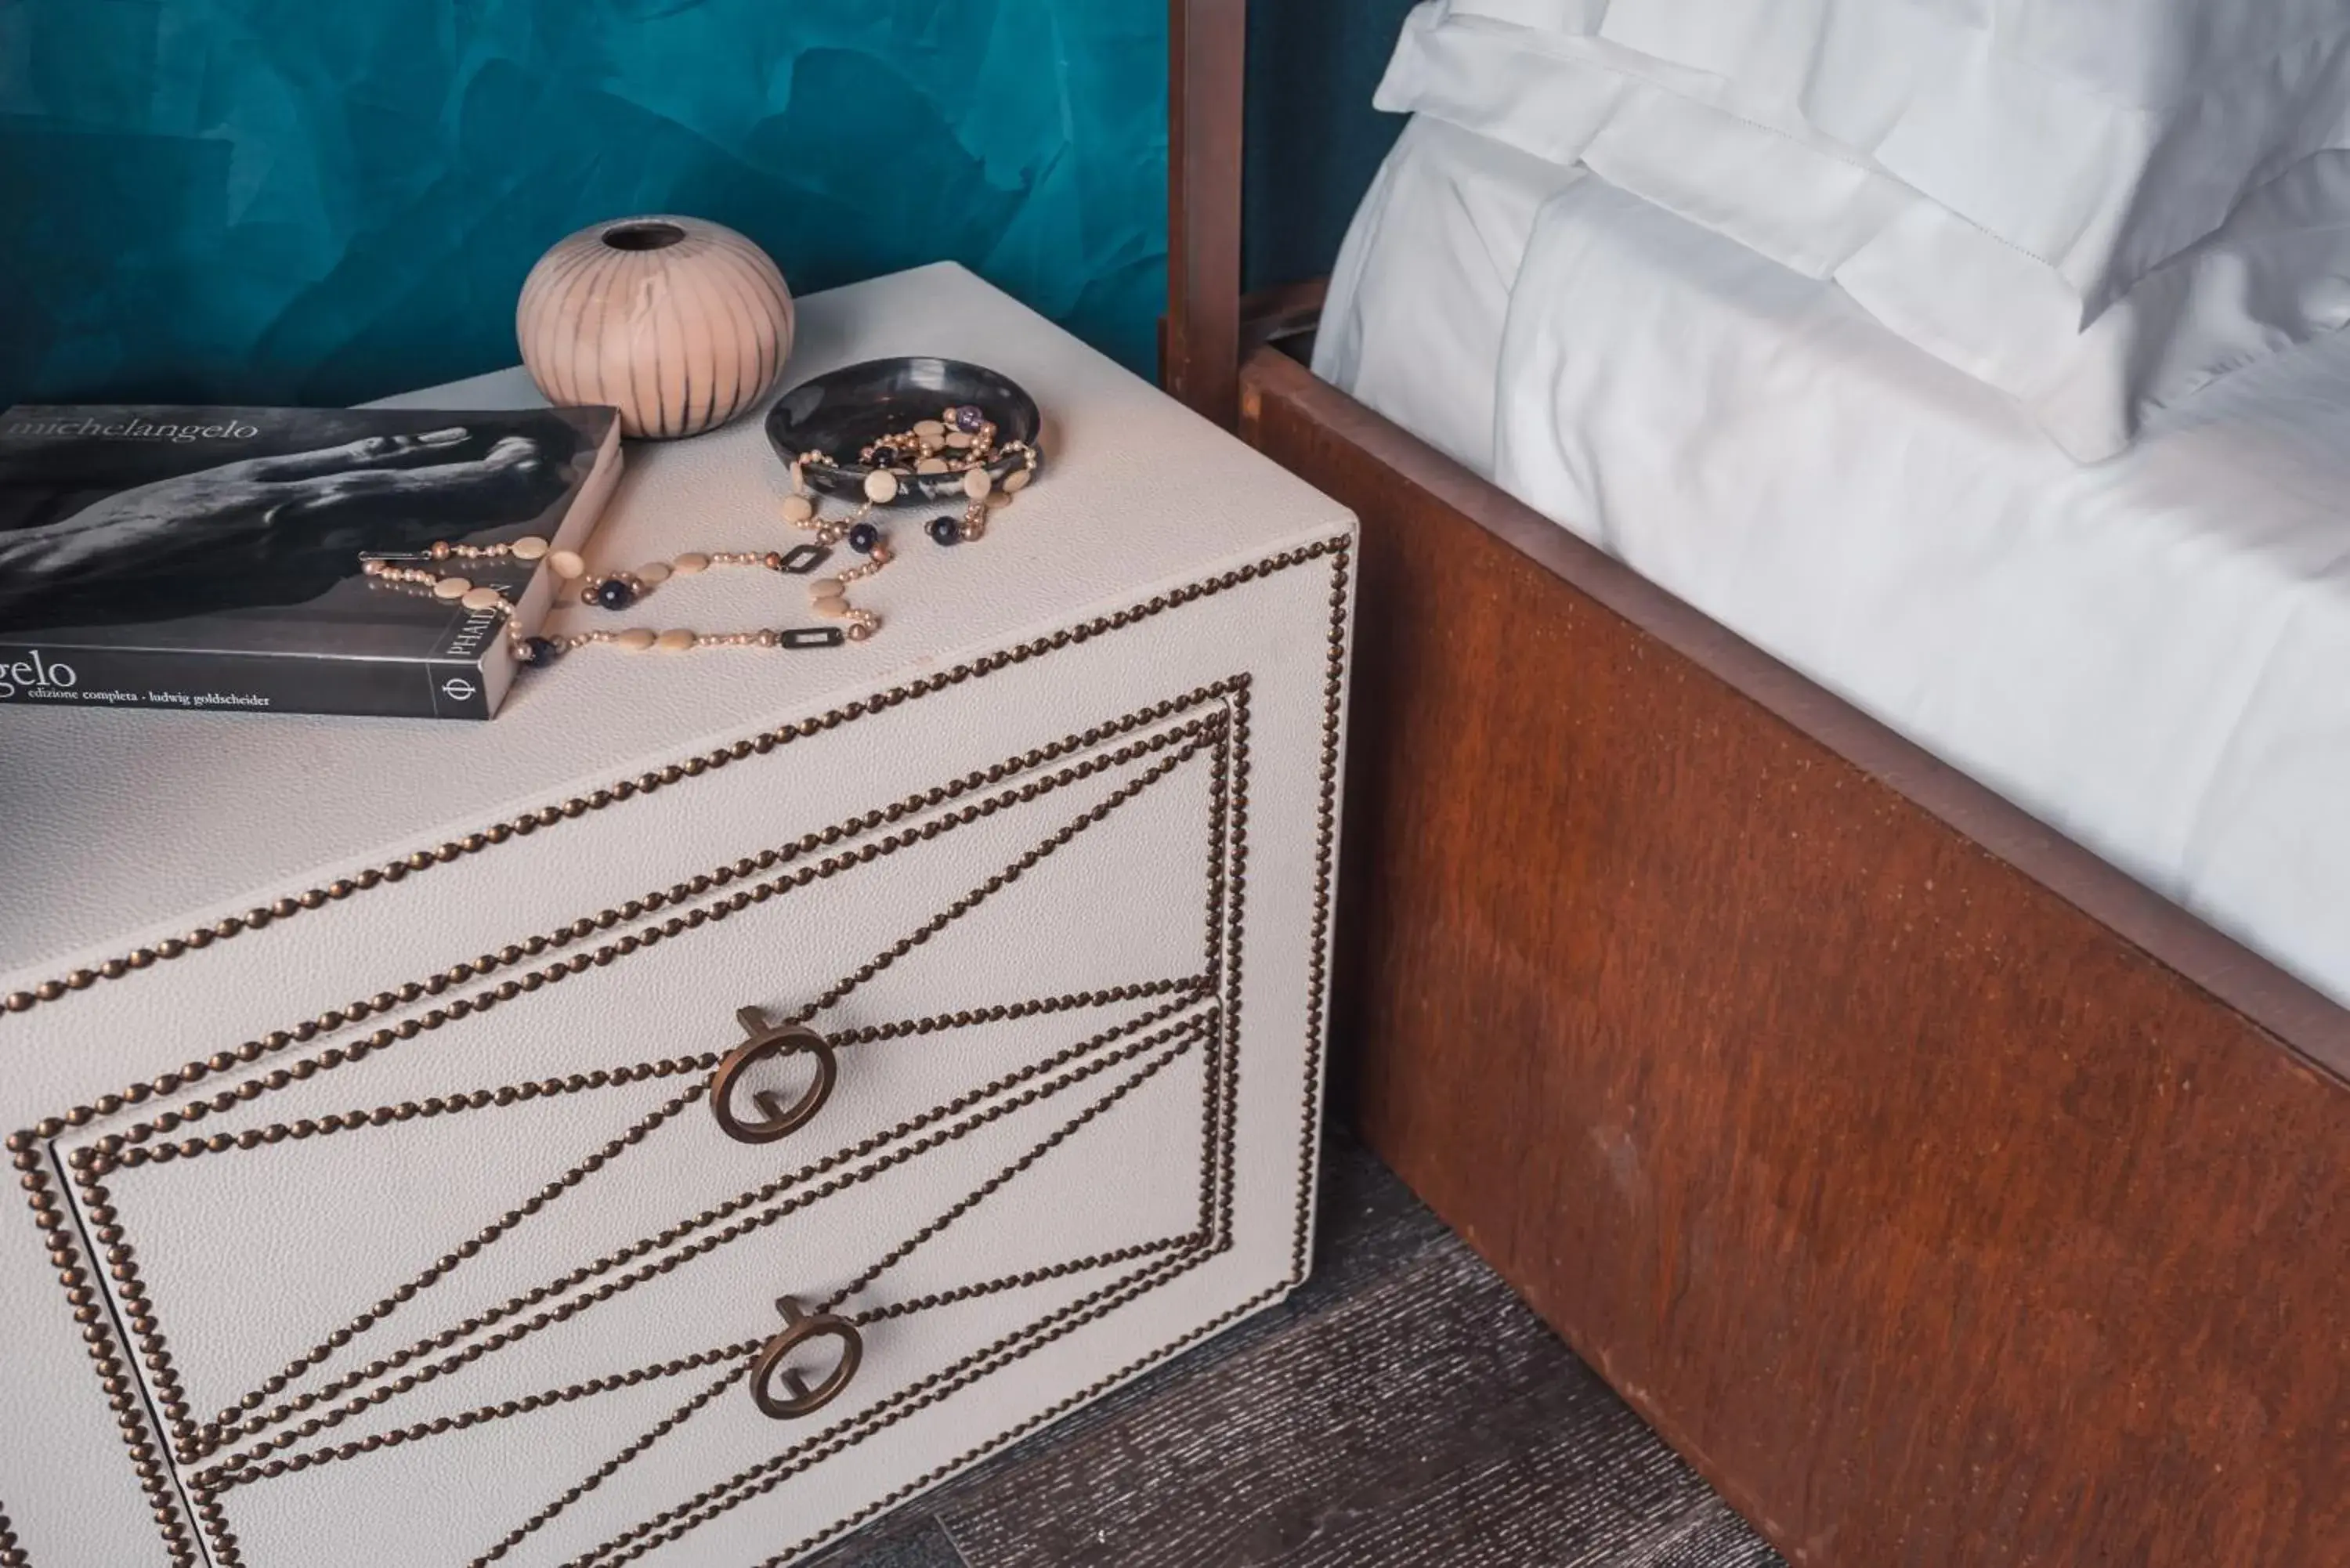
[1316, 116, 1584, 476]
[1316, 119, 2350, 1008]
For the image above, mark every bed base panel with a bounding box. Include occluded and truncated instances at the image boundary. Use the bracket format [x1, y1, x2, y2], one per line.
[1238, 345, 2350, 1568]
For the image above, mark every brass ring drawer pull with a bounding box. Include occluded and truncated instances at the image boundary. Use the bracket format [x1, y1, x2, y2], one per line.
[711, 1007, 837, 1144]
[751, 1296, 862, 1419]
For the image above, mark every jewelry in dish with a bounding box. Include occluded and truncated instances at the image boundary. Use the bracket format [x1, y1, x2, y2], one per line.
[778, 401, 1041, 620]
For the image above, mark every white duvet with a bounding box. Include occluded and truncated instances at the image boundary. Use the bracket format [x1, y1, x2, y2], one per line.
[1318, 117, 2350, 1006]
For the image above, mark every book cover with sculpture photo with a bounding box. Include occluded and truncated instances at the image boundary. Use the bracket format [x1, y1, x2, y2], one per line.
[0, 404, 621, 721]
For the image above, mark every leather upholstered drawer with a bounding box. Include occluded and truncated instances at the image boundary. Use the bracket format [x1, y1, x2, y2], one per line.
[48, 689, 1244, 1565]
[1, 528, 1352, 1566]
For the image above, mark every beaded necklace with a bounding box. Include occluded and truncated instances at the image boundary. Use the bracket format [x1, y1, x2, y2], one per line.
[363, 403, 1041, 670]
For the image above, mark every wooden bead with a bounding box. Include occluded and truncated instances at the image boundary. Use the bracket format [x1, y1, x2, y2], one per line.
[432, 577, 472, 600]
[548, 550, 586, 580]
[945, 431, 974, 449]
[654, 630, 697, 652]
[672, 553, 710, 576]
[963, 468, 992, 500]
[914, 420, 945, 439]
[460, 587, 504, 612]
[985, 490, 1012, 511]
[637, 562, 673, 585]
[1004, 467, 1032, 492]
[780, 494, 815, 523]
[863, 470, 898, 504]
[616, 628, 656, 652]
[811, 595, 849, 619]
[808, 578, 842, 596]
[509, 536, 550, 560]
[916, 457, 949, 475]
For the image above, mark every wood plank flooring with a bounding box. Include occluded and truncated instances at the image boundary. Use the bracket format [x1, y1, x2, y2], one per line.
[810, 1132, 1784, 1568]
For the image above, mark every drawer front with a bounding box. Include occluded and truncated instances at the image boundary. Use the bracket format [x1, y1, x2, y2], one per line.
[170, 999, 1235, 1568]
[56, 695, 1235, 1454]
[1, 537, 1351, 1568]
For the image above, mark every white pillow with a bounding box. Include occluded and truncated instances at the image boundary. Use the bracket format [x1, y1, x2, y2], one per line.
[2022, 152, 2350, 459]
[1379, 2, 2350, 459]
[1436, 0, 2350, 321]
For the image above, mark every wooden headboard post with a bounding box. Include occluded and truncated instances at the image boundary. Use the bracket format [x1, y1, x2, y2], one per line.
[1166, 0, 1247, 427]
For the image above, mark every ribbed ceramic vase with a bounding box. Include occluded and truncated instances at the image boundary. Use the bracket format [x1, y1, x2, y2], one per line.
[516, 215, 794, 439]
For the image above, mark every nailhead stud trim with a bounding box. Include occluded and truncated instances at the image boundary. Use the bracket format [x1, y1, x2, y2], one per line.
[1, 543, 1343, 1024]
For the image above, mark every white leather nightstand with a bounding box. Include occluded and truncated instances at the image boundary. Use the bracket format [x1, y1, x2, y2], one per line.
[0, 264, 1355, 1568]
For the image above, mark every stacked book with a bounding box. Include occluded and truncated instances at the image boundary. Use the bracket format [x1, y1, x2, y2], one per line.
[0, 404, 622, 721]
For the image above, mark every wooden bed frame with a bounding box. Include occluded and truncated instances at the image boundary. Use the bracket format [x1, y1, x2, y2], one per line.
[1166, 9, 2350, 1566]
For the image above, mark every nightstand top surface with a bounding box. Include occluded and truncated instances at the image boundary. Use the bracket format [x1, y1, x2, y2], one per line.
[1, 263, 1350, 977]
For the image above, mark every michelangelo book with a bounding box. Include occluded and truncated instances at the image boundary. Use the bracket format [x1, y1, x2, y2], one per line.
[0, 404, 622, 720]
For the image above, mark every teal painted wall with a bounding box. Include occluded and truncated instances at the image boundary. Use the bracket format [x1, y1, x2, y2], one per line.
[1244, 0, 1417, 293]
[0, 0, 1169, 409]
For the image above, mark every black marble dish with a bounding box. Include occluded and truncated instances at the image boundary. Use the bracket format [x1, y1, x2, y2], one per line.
[765, 357, 1043, 504]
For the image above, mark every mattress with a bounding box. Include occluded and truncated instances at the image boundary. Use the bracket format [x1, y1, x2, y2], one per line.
[1315, 116, 2350, 1008]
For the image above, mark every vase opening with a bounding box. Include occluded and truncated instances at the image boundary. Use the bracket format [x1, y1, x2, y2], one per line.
[601, 220, 688, 252]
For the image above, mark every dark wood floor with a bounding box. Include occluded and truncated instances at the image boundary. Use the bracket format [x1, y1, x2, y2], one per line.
[812, 1131, 1784, 1568]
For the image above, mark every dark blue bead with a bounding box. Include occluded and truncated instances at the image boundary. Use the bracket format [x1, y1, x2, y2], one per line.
[517, 636, 558, 667]
[927, 515, 961, 546]
[848, 522, 880, 554]
[952, 405, 986, 433]
[869, 444, 900, 468]
[593, 577, 635, 611]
